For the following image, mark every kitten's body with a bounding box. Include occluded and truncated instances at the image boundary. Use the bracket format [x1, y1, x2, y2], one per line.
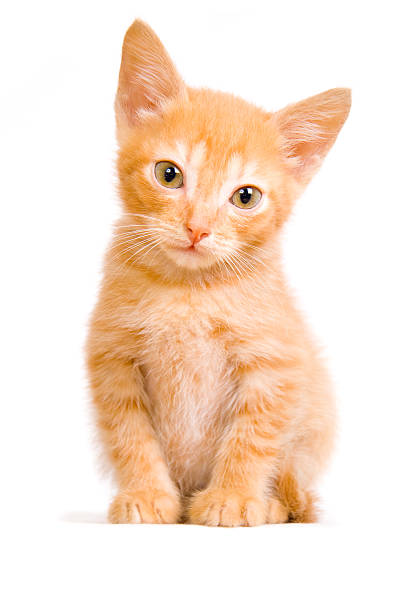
[87, 22, 350, 525]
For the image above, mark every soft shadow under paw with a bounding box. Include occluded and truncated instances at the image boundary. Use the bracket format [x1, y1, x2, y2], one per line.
[60, 512, 108, 524]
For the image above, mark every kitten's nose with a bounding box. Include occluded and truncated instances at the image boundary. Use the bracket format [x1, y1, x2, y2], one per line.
[185, 223, 210, 245]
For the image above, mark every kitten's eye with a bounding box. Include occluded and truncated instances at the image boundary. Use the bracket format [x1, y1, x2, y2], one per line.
[154, 161, 183, 189]
[230, 186, 262, 209]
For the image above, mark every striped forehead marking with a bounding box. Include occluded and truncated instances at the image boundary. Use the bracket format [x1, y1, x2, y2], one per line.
[185, 141, 207, 200]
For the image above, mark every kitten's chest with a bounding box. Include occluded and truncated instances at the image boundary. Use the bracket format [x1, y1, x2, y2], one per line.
[142, 315, 226, 399]
[138, 299, 233, 491]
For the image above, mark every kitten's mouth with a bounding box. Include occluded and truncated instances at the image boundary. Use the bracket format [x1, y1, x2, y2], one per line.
[164, 241, 215, 270]
[173, 243, 204, 255]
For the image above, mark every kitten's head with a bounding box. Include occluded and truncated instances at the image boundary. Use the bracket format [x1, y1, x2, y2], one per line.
[114, 21, 350, 280]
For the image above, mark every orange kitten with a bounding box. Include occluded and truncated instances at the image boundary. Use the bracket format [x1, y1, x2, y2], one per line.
[87, 20, 351, 526]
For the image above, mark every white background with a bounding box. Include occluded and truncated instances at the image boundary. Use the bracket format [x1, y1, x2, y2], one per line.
[1, 0, 412, 610]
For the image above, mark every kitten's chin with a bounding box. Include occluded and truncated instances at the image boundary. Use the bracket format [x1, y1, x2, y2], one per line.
[163, 245, 217, 271]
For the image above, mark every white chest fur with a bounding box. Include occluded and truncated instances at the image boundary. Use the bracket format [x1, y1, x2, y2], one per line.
[137, 294, 234, 493]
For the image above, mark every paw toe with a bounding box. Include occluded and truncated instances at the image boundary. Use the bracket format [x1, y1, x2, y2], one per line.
[108, 489, 180, 524]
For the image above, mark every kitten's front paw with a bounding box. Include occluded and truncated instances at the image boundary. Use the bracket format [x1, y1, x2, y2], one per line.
[189, 488, 267, 527]
[108, 489, 181, 524]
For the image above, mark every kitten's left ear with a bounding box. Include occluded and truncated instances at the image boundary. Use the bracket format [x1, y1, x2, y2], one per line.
[273, 88, 351, 190]
[115, 20, 186, 142]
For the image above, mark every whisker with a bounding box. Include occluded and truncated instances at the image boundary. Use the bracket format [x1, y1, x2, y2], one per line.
[114, 231, 164, 245]
[122, 237, 165, 267]
[113, 228, 168, 251]
[223, 252, 242, 283]
[122, 213, 175, 229]
[115, 225, 170, 232]
[113, 236, 160, 260]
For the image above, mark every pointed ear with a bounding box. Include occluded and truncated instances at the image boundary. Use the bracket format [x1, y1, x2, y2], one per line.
[273, 88, 351, 189]
[115, 20, 186, 140]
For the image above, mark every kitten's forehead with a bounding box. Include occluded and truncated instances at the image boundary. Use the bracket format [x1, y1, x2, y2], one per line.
[225, 154, 260, 185]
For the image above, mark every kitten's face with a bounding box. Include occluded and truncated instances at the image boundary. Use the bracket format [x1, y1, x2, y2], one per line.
[117, 90, 289, 274]
[114, 20, 350, 279]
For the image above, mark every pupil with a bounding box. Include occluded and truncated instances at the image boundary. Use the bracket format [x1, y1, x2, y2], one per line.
[164, 166, 176, 182]
[240, 188, 252, 204]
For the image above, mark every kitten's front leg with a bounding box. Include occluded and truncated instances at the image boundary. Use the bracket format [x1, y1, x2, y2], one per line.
[189, 368, 291, 527]
[88, 345, 180, 524]
[105, 399, 181, 524]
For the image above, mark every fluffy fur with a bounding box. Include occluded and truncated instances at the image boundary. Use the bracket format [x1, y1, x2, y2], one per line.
[86, 20, 351, 526]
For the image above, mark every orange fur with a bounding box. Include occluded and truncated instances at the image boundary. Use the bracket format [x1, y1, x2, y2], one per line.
[86, 20, 351, 526]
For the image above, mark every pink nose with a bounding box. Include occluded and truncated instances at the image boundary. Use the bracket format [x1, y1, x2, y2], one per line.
[186, 224, 210, 245]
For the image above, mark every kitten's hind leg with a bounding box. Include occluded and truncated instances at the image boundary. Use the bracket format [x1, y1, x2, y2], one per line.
[267, 497, 289, 524]
[277, 472, 319, 523]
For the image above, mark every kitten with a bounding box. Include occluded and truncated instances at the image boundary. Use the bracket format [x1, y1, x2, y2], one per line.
[87, 20, 350, 525]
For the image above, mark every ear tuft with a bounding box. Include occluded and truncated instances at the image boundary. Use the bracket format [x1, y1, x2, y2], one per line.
[115, 20, 185, 139]
[274, 88, 351, 188]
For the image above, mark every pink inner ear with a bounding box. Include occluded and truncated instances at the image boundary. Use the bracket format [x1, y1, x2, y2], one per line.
[116, 20, 185, 128]
[275, 88, 351, 186]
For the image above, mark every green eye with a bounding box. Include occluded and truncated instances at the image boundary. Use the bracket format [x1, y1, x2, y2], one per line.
[231, 186, 262, 209]
[154, 161, 183, 189]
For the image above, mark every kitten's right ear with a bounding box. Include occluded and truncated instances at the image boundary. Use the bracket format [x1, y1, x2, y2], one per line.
[115, 20, 185, 142]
